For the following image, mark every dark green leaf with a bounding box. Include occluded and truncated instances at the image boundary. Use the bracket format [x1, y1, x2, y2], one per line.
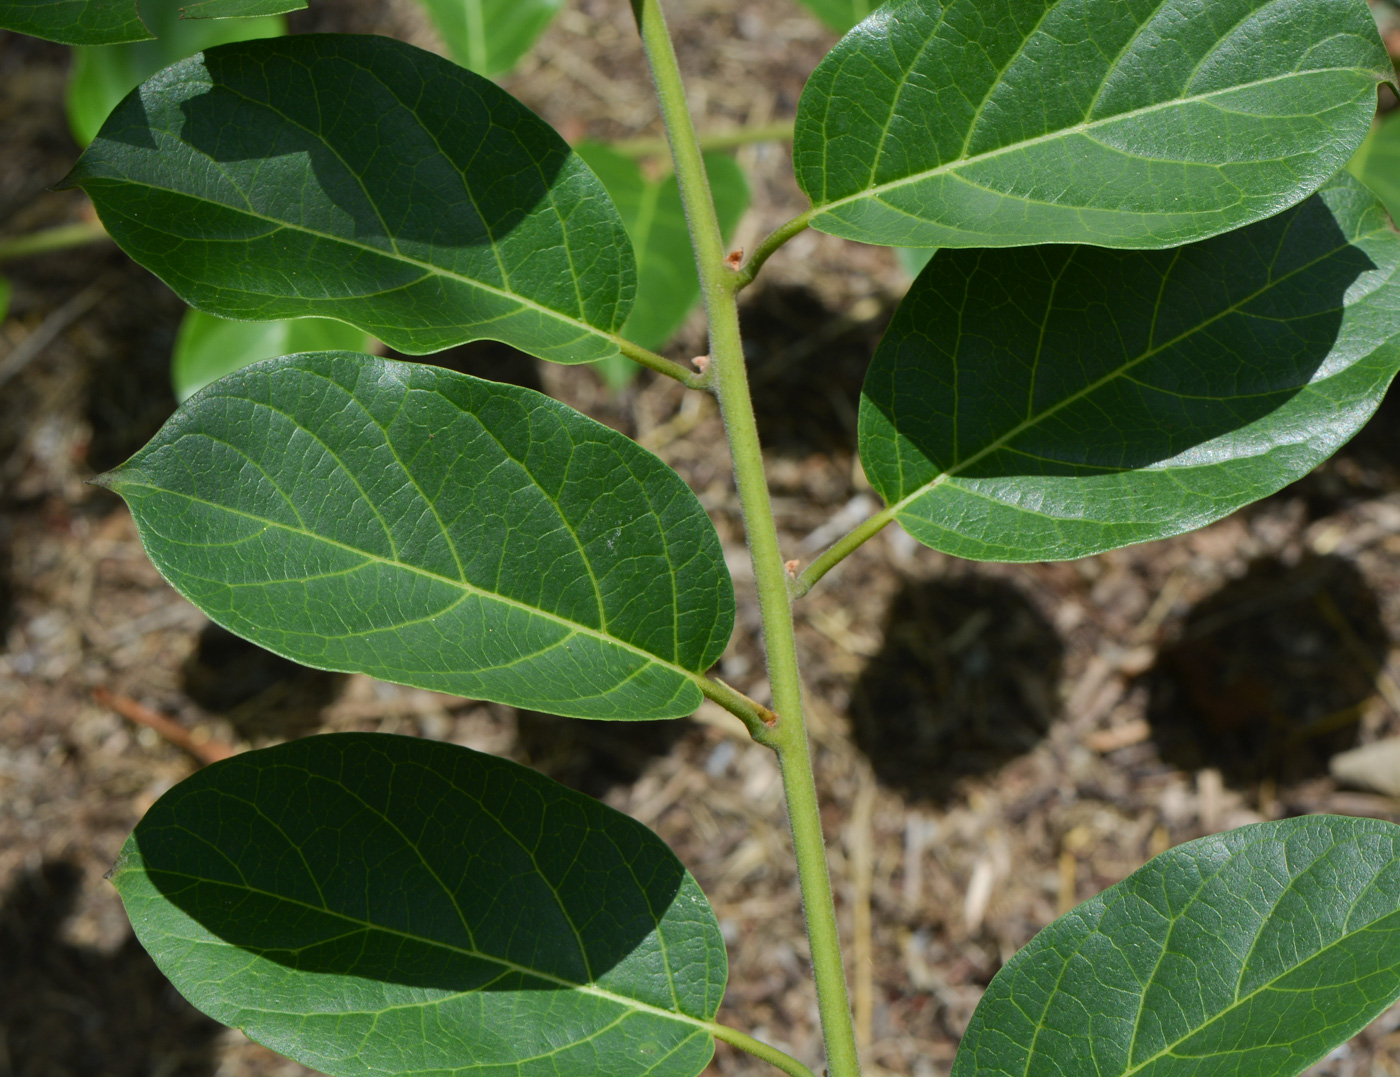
[179, 0, 306, 16]
[0, 278, 11, 323]
[170, 307, 367, 401]
[114, 732, 726, 1077]
[0, 0, 152, 44]
[575, 142, 749, 355]
[65, 0, 285, 148]
[101, 352, 734, 719]
[859, 173, 1400, 562]
[416, 0, 562, 76]
[1349, 112, 1400, 224]
[795, 0, 1392, 249]
[953, 815, 1400, 1077]
[64, 34, 637, 364]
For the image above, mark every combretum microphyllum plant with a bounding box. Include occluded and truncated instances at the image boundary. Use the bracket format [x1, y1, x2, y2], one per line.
[9, 0, 1400, 1075]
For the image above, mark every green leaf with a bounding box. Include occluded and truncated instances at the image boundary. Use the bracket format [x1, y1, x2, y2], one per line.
[63, 34, 637, 365]
[101, 352, 734, 719]
[0, 278, 11, 323]
[179, 0, 306, 16]
[416, 0, 562, 76]
[953, 815, 1400, 1077]
[859, 173, 1400, 562]
[1348, 113, 1400, 223]
[575, 143, 750, 355]
[65, 0, 285, 148]
[0, 0, 152, 44]
[794, 0, 1393, 250]
[170, 307, 368, 401]
[795, 0, 876, 34]
[113, 732, 726, 1077]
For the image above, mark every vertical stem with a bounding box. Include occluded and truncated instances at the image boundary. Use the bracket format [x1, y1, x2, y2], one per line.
[627, 3, 861, 1076]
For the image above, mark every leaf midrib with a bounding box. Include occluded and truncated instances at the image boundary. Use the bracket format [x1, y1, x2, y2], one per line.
[116, 476, 707, 688]
[84, 174, 623, 354]
[119, 862, 717, 1032]
[884, 217, 1391, 518]
[813, 66, 1377, 217]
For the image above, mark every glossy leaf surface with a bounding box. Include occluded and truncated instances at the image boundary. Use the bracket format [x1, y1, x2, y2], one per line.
[114, 733, 726, 1077]
[953, 815, 1400, 1077]
[795, 0, 1392, 249]
[576, 143, 749, 356]
[859, 174, 1400, 562]
[1349, 112, 1400, 223]
[416, 0, 562, 76]
[65, 34, 636, 364]
[65, 0, 284, 147]
[0, 0, 152, 44]
[170, 307, 367, 401]
[102, 352, 734, 719]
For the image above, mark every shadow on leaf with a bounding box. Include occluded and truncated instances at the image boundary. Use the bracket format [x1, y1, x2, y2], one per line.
[849, 573, 1062, 805]
[1146, 553, 1385, 788]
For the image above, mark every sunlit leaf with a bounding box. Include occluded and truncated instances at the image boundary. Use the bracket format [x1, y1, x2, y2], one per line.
[64, 35, 637, 365]
[115, 732, 727, 1077]
[795, 0, 1392, 249]
[100, 352, 734, 719]
[179, 0, 306, 16]
[954, 815, 1400, 1077]
[859, 173, 1400, 561]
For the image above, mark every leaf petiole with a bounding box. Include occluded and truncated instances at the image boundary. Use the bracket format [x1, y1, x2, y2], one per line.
[791, 505, 894, 598]
[614, 335, 709, 388]
[707, 1022, 820, 1077]
[732, 209, 813, 290]
[0, 218, 109, 263]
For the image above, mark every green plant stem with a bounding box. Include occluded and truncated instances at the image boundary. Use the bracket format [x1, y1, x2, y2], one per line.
[698, 675, 780, 746]
[0, 219, 109, 262]
[733, 210, 813, 290]
[628, 2, 861, 1075]
[611, 120, 796, 158]
[614, 335, 707, 387]
[792, 505, 894, 598]
[708, 1023, 820, 1077]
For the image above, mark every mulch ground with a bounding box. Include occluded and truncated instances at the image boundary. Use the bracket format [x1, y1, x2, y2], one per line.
[6, 3, 1400, 1076]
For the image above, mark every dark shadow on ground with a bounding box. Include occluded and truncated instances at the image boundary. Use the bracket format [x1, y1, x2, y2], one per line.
[740, 283, 891, 459]
[387, 339, 544, 393]
[0, 860, 221, 1077]
[82, 264, 185, 475]
[1146, 553, 1384, 788]
[849, 575, 1063, 805]
[515, 711, 689, 798]
[181, 622, 342, 741]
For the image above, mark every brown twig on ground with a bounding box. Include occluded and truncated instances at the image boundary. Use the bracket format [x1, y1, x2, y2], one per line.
[93, 688, 237, 766]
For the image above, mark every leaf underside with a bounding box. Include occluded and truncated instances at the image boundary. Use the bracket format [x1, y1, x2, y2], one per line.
[114, 733, 726, 1077]
[64, 34, 637, 364]
[416, 0, 562, 76]
[103, 352, 734, 720]
[179, 0, 306, 16]
[795, 0, 1392, 249]
[0, 0, 152, 44]
[953, 815, 1400, 1077]
[859, 173, 1400, 562]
